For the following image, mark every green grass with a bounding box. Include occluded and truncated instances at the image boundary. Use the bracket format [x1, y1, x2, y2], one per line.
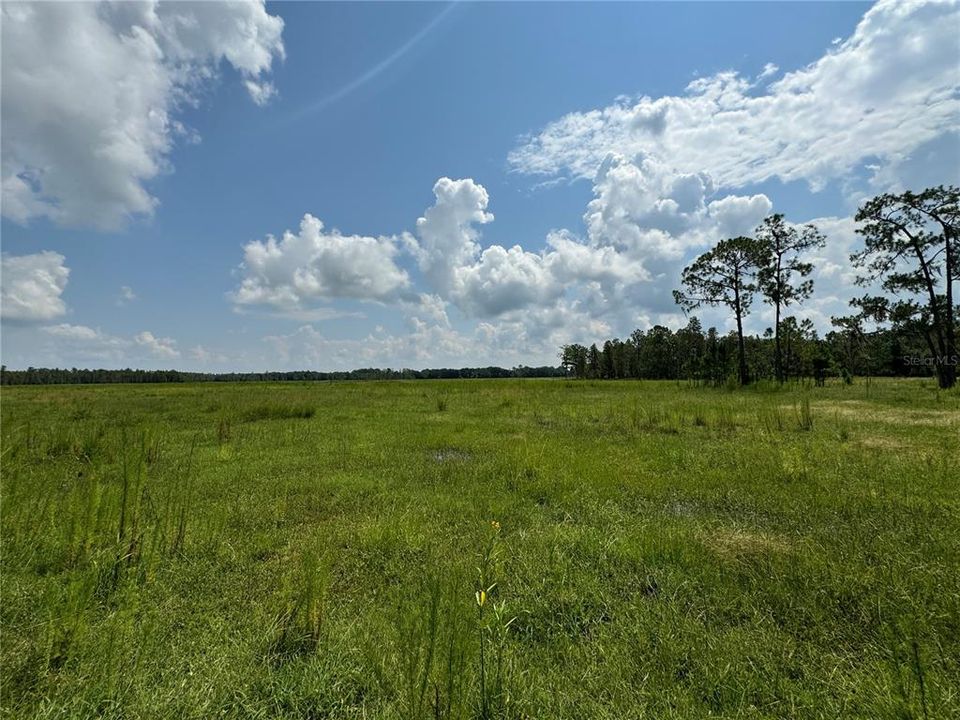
[2, 378, 958, 718]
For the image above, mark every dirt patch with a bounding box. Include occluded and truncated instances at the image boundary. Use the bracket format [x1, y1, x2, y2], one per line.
[706, 528, 791, 559]
[430, 448, 473, 463]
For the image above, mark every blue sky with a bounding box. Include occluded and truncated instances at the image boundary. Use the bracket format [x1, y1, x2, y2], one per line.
[2, 1, 958, 370]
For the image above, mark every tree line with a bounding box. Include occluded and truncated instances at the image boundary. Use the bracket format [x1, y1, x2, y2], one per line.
[560, 317, 941, 385]
[0, 365, 568, 386]
[564, 186, 958, 388]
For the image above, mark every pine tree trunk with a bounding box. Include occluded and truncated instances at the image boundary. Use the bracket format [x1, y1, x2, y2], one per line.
[734, 284, 749, 386]
[943, 227, 956, 388]
[775, 302, 783, 384]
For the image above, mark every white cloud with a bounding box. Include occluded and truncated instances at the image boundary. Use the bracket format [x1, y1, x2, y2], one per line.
[39, 324, 130, 364]
[39, 323, 179, 362]
[508, 0, 960, 192]
[757, 62, 779, 81]
[410, 177, 495, 295]
[231, 178, 582, 326]
[43, 323, 102, 342]
[245, 79, 278, 106]
[564, 154, 775, 327]
[544, 229, 650, 286]
[582, 154, 771, 261]
[407, 293, 451, 327]
[190, 345, 228, 365]
[134, 330, 179, 359]
[117, 285, 137, 306]
[232, 214, 411, 312]
[407, 176, 658, 323]
[1, 251, 70, 322]
[707, 194, 775, 239]
[248, 251, 623, 369]
[454, 244, 562, 316]
[224, 167, 757, 341]
[1, 1, 284, 229]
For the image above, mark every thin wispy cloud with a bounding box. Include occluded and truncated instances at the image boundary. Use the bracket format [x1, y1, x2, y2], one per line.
[285, 2, 460, 121]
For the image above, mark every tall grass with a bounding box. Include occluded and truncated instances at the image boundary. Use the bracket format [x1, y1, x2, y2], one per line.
[270, 546, 329, 660]
[797, 394, 814, 431]
[1, 379, 957, 718]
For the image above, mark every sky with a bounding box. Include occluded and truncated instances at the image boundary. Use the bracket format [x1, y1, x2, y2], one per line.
[1, 0, 958, 372]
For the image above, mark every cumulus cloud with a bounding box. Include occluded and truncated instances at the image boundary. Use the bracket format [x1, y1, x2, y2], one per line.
[1, 251, 70, 322]
[508, 0, 960, 192]
[134, 330, 179, 359]
[453, 244, 562, 316]
[583, 154, 772, 260]
[40, 324, 179, 362]
[232, 214, 411, 311]
[232, 178, 592, 323]
[231, 168, 773, 343]
[406, 293, 451, 327]
[243, 201, 631, 367]
[410, 177, 495, 294]
[544, 230, 649, 286]
[407, 176, 658, 324]
[542, 153, 776, 327]
[1, 1, 284, 229]
[43, 323, 102, 342]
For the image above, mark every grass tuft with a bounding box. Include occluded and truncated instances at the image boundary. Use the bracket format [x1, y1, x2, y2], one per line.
[239, 403, 316, 422]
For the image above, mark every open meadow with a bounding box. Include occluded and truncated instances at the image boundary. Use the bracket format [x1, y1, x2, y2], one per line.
[2, 378, 959, 719]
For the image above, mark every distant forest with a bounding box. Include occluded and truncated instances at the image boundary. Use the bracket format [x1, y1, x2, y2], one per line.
[559, 318, 952, 385]
[0, 366, 567, 386]
[3, 187, 957, 388]
[567, 185, 958, 388]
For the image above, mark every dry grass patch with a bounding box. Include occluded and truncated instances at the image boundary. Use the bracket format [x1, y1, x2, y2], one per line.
[784, 400, 959, 427]
[857, 435, 912, 451]
[705, 528, 792, 560]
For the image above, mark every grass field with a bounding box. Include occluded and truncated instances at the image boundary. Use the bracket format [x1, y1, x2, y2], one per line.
[2, 378, 959, 719]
